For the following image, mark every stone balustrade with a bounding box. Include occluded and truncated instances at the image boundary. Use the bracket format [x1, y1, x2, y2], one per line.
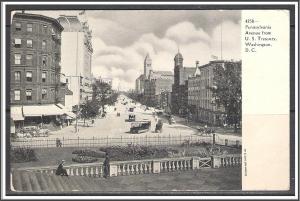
[17, 154, 242, 178]
[19, 162, 104, 177]
[109, 159, 154, 176]
[211, 154, 242, 168]
[158, 157, 193, 173]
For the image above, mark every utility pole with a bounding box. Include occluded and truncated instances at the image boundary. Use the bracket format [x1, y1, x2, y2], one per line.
[220, 21, 223, 60]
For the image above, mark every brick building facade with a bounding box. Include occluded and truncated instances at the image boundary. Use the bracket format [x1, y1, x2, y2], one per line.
[10, 12, 64, 106]
[187, 60, 240, 126]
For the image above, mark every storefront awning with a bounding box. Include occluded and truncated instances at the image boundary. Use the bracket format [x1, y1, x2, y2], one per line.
[11, 106, 24, 121]
[23, 104, 64, 117]
[56, 103, 76, 119]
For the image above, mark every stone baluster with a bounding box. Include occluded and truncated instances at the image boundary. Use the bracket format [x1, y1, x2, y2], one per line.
[117, 165, 121, 176]
[133, 164, 137, 175]
[71, 168, 75, 176]
[85, 166, 89, 176]
[174, 161, 178, 170]
[125, 164, 128, 175]
[99, 166, 103, 177]
[95, 166, 99, 177]
[185, 160, 189, 170]
[75, 167, 79, 176]
[149, 162, 152, 173]
[182, 160, 185, 170]
[90, 166, 94, 176]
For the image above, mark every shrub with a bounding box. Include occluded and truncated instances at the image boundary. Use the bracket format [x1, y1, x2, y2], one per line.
[72, 155, 98, 163]
[10, 148, 38, 163]
[72, 149, 106, 158]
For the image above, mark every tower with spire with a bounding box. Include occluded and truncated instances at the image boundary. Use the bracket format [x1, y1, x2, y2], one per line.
[144, 53, 152, 78]
[174, 49, 183, 86]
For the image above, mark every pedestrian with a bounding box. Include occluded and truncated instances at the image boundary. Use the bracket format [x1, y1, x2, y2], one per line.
[103, 153, 110, 178]
[56, 160, 68, 176]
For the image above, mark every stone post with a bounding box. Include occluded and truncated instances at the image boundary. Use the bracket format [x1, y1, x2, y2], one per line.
[211, 155, 221, 168]
[152, 160, 161, 173]
[109, 164, 118, 177]
[192, 157, 200, 169]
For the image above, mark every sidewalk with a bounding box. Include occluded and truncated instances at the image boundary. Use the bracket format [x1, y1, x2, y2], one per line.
[170, 115, 242, 137]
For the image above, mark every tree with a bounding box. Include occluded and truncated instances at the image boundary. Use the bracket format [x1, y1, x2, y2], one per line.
[92, 81, 118, 112]
[209, 61, 242, 132]
[80, 100, 99, 126]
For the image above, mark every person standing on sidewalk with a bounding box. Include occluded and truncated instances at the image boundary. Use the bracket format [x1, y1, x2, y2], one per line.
[103, 153, 110, 178]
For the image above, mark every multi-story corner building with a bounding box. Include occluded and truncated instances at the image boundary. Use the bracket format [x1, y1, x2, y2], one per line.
[187, 60, 241, 126]
[144, 70, 174, 108]
[171, 51, 195, 115]
[10, 12, 65, 127]
[57, 15, 93, 111]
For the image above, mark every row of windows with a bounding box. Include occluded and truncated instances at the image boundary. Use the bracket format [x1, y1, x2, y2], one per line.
[13, 88, 54, 101]
[15, 21, 54, 35]
[14, 38, 47, 49]
[13, 71, 56, 83]
[15, 22, 33, 32]
[14, 53, 49, 66]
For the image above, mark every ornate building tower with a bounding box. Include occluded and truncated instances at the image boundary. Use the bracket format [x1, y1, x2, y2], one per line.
[144, 53, 152, 79]
[174, 51, 183, 86]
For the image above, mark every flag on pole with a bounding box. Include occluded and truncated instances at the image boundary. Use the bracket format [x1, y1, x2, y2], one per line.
[79, 10, 85, 15]
[211, 55, 218, 60]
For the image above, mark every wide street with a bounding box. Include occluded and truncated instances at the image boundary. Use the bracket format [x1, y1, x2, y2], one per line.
[12, 94, 241, 148]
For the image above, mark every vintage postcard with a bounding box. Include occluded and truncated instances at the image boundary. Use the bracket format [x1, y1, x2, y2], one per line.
[0, 1, 298, 200]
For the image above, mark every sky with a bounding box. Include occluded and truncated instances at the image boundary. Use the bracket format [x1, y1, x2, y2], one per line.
[20, 10, 241, 91]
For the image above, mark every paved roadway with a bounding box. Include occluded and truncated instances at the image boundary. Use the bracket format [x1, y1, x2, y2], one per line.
[11, 94, 241, 147]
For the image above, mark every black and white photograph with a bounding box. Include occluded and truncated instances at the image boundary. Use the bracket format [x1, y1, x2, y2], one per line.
[1, 1, 297, 200]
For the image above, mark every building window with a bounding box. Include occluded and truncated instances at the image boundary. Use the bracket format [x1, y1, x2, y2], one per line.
[42, 40, 46, 50]
[14, 54, 21, 65]
[14, 90, 21, 101]
[42, 56, 47, 66]
[14, 71, 21, 82]
[26, 71, 32, 82]
[26, 90, 32, 101]
[15, 22, 21, 31]
[26, 39, 33, 48]
[42, 72, 47, 82]
[26, 54, 33, 65]
[14, 38, 21, 48]
[42, 89, 47, 100]
[27, 23, 33, 32]
[43, 25, 48, 33]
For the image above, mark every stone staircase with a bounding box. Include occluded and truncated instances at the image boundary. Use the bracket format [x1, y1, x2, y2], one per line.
[11, 170, 101, 192]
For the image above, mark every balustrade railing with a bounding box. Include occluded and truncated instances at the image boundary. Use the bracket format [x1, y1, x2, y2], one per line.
[19, 163, 104, 178]
[16, 154, 242, 178]
[211, 154, 242, 168]
[158, 157, 193, 173]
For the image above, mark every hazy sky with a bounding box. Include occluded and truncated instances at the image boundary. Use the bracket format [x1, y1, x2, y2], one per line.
[21, 10, 241, 90]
